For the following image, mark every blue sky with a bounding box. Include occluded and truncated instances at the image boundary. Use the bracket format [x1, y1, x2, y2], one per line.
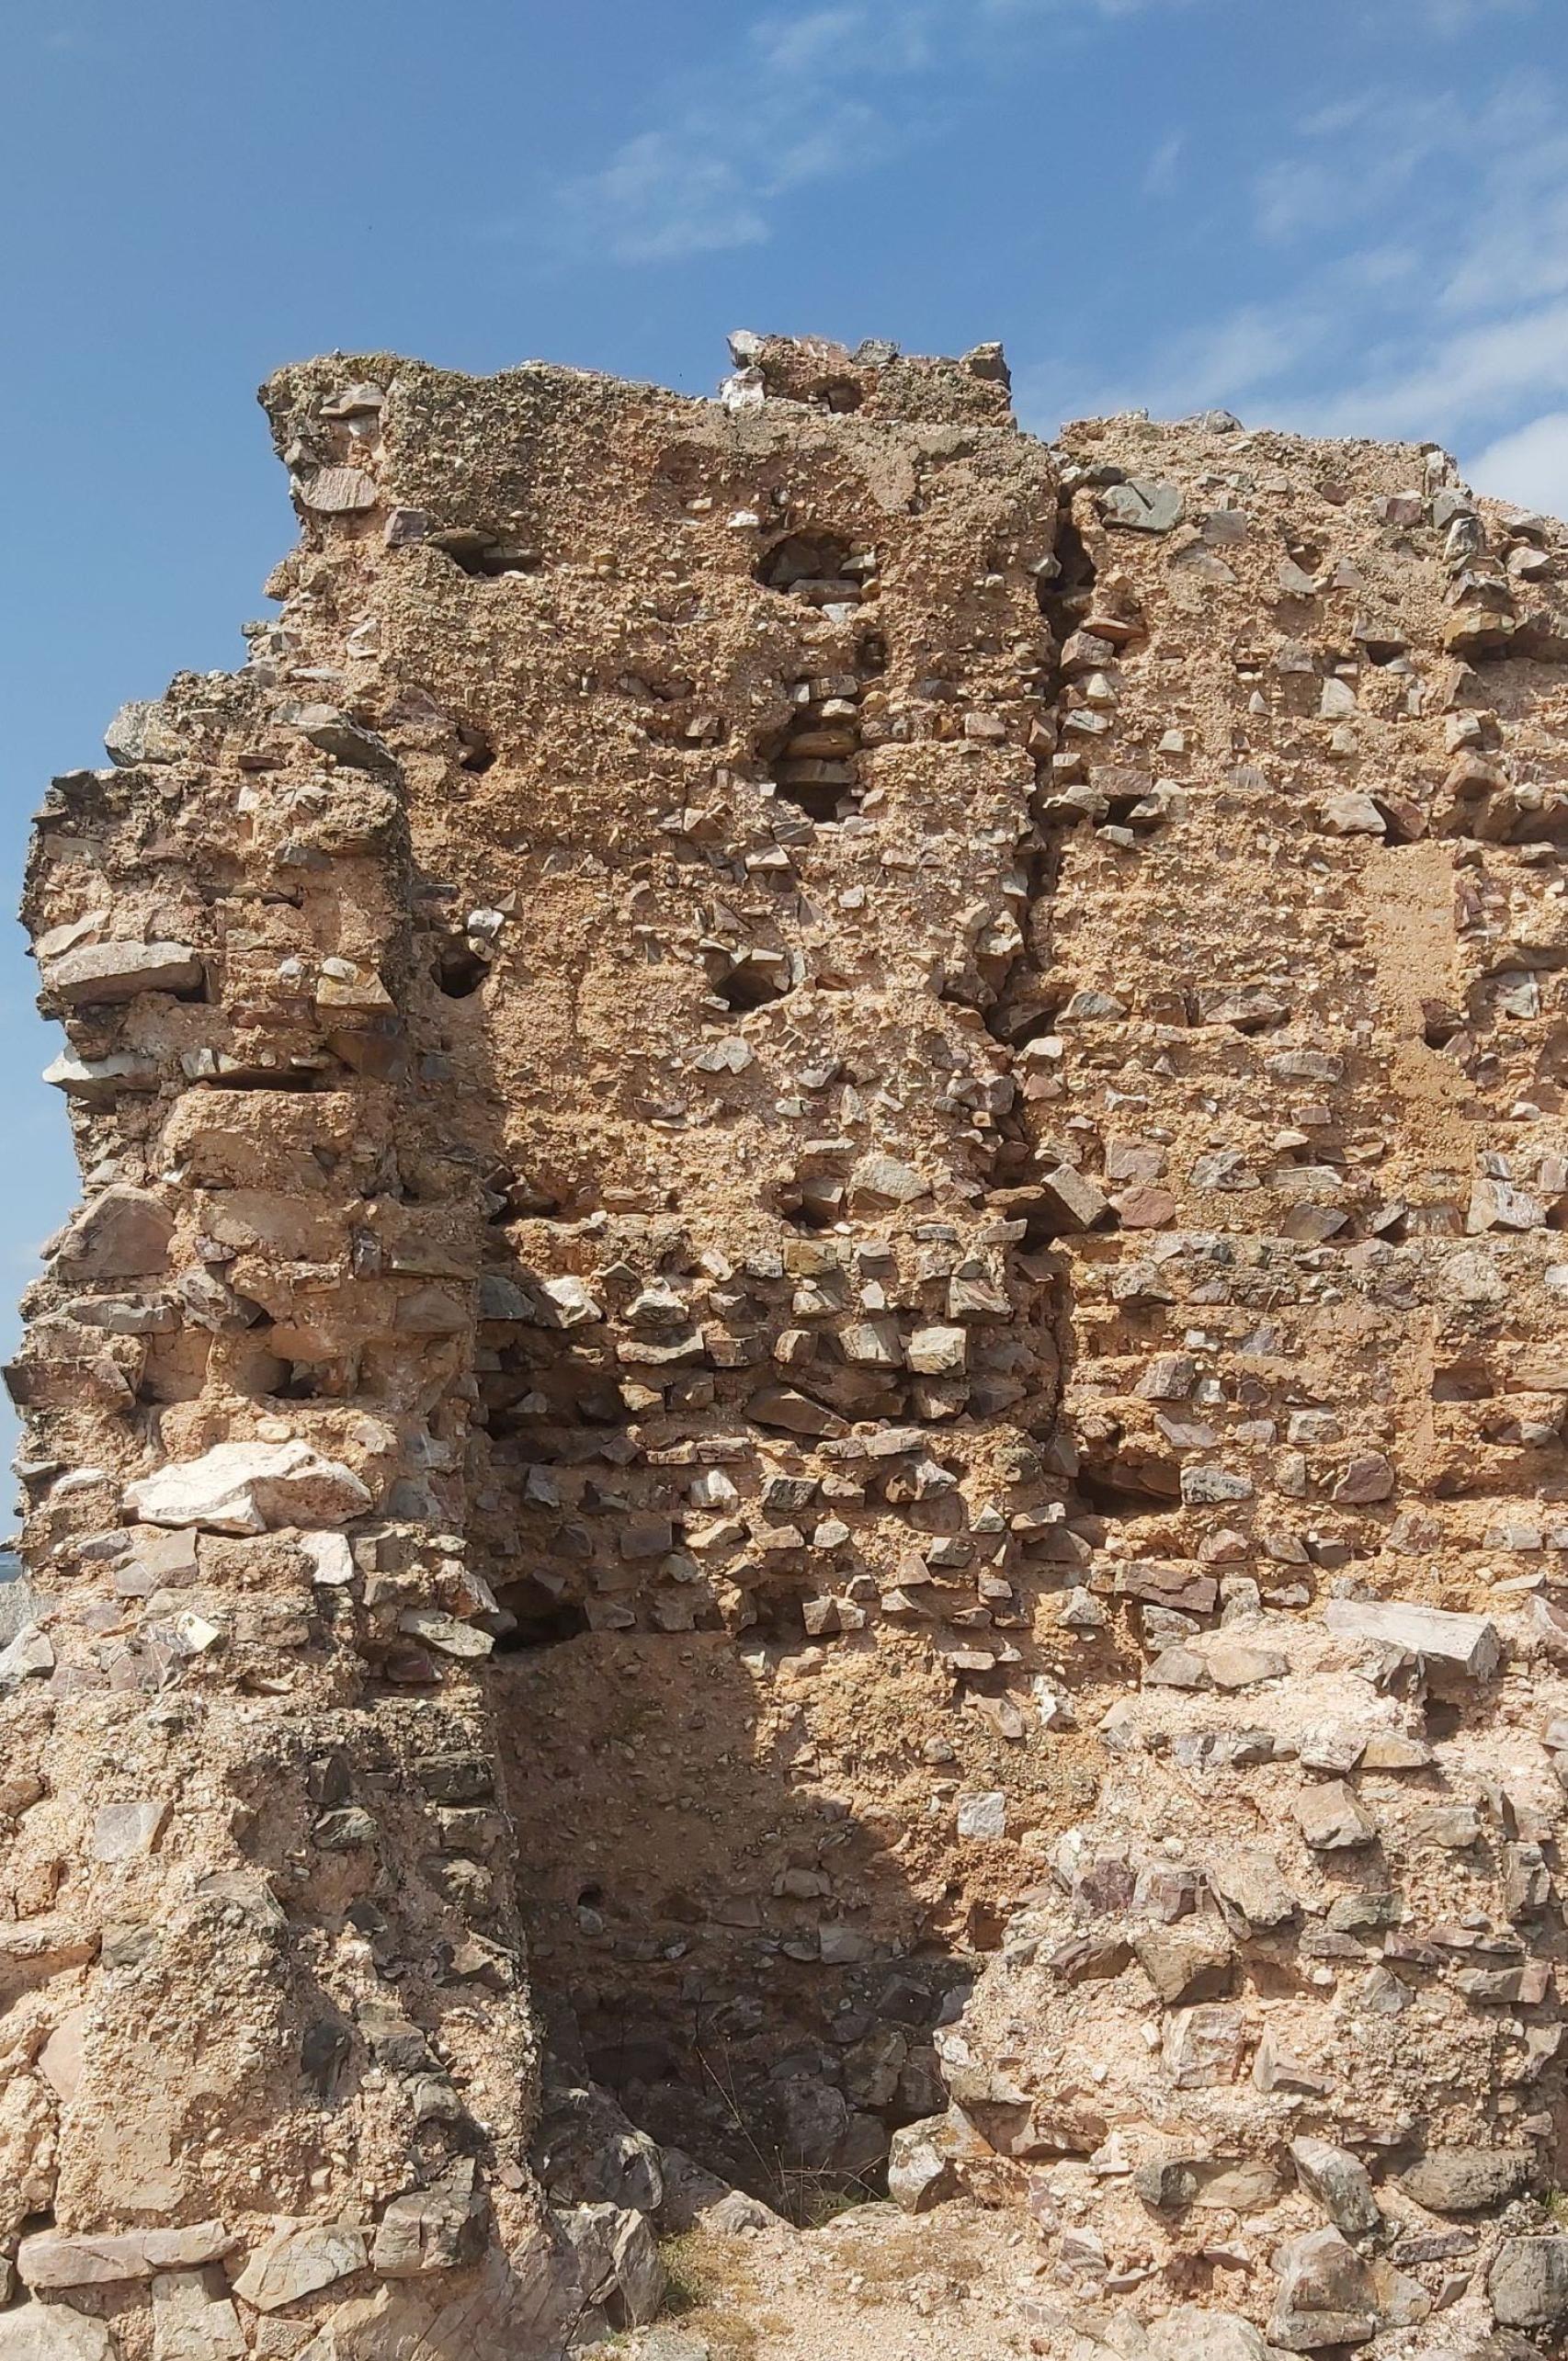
[2, 0, 1565, 1475]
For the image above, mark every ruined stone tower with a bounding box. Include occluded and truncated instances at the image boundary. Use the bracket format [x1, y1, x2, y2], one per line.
[6, 332, 1568, 2359]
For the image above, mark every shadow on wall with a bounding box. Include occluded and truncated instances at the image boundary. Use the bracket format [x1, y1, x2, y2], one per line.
[491, 1629, 970, 2224]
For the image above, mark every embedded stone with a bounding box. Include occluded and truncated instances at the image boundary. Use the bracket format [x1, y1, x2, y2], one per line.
[43, 941, 204, 1004]
[1164, 2003, 1245, 2087]
[90, 1799, 168, 1862]
[1146, 2310, 1270, 2361]
[1035, 1165, 1110, 1232]
[1399, 2148, 1533, 2214]
[370, 2162, 486, 2276]
[0, 2310, 113, 2361]
[1134, 1924, 1233, 2004]
[1290, 2138, 1381, 2239]
[125, 1440, 372, 1534]
[1295, 1780, 1378, 1850]
[297, 465, 377, 514]
[231, 2219, 367, 2310]
[887, 2114, 973, 2212]
[1209, 1848, 1297, 1930]
[19, 2224, 232, 2287]
[1324, 1599, 1500, 1680]
[1267, 2226, 1378, 2349]
[151, 2271, 246, 2361]
[57, 1186, 175, 1278]
[1099, 478, 1184, 533]
[1181, 1465, 1253, 1506]
[105, 701, 186, 765]
[1488, 2236, 1568, 2329]
[1329, 1452, 1395, 1504]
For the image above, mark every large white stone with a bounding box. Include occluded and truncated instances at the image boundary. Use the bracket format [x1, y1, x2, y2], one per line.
[232, 2220, 366, 2311]
[0, 2307, 113, 2361]
[43, 1049, 160, 1100]
[152, 2270, 246, 2361]
[1324, 1599, 1500, 1679]
[125, 1441, 372, 1535]
[41, 941, 202, 1005]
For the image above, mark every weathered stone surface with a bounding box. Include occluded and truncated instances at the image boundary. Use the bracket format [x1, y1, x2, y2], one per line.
[17, 332, 1568, 2361]
[1399, 2147, 1533, 2214]
[1295, 1779, 1378, 1850]
[1324, 1598, 1501, 1679]
[1289, 2138, 1381, 2239]
[1488, 2235, 1568, 2328]
[125, 1439, 372, 1532]
[231, 2219, 367, 2310]
[0, 2311, 113, 2361]
[41, 939, 204, 1004]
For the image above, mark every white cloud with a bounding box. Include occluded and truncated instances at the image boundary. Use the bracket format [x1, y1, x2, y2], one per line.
[539, 0, 1198, 267]
[1317, 298, 1568, 440]
[1074, 74, 1568, 452]
[560, 134, 768, 264]
[1406, 0, 1535, 27]
[1467, 411, 1568, 520]
[1142, 131, 1185, 197]
[547, 6, 907, 263]
[754, 7, 865, 74]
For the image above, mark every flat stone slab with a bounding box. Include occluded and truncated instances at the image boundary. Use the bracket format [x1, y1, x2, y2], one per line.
[19, 2222, 232, 2287]
[231, 2220, 367, 2311]
[41, 940, 202, 1004]
[1324, 1599, 1500, 1679]
[0, 2309, 113, 2361]
[125, 1439, 372, 1535]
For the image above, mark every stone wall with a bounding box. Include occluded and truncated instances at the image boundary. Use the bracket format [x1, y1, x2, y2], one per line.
[6, 332, 1568, 2357]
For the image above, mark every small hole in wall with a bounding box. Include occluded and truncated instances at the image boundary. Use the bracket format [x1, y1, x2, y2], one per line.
[776, 1178, 845, 1229]
[1076, 1461, 1182, 1516]
[458, 725, 495, 774]
[755, 532, 872, 607]
[435, 941, 490, 998]
[771, 773, 846, 823]
[1422, 1003, 1465, 1050]
[1042, 516, 1097, 608]
[490, 1586, 591, 1652]
[716, 959, 790, 1011]
[195, 1066, 333, 1093]
[484, 1167, 572, 1222]
[431, 528, 540, 578]
[819, 378, 864, 414]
